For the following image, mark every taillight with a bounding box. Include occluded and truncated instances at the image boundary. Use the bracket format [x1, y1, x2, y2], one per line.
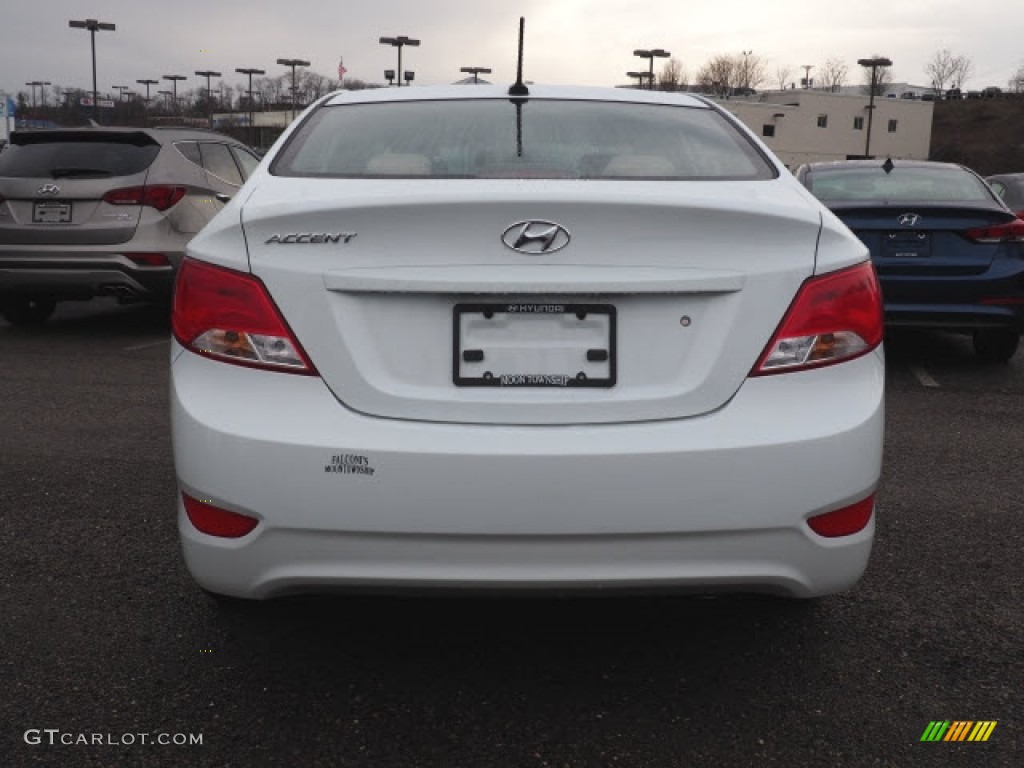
[103, 185, 186, 211]
[807, 495, 874, 537]
[752, 262, 883, 376]
[182, 492, 259, 538]
[965, 218, 1024, 243]
[172, 258, 317, 375]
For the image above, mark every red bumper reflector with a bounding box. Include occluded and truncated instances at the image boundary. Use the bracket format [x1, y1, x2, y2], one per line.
[182, 492, 259, 538]
[807, 495, 875, 538]
[126, 253, 170, 267]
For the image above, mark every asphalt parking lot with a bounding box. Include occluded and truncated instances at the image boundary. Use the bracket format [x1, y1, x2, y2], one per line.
[2, 298, 1021, 767]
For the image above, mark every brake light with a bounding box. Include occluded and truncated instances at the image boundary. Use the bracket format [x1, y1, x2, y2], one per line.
[103, 185, 186, 211]
[965, 218, 1024, 243]
[172, 258, 317, 375]
[752, 261, 883, 375]
[807, 495, 874, 537]
[182, 492, 259, 538]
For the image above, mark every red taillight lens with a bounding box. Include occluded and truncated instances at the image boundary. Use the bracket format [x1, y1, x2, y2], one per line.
[965, 218, 1024, 243]
[182, 492, 259, 538]
[172, 257, 317, 375]
[103, 185, 186, 211]
[807, 495, 875, 537]
[752, 262, 883, 376]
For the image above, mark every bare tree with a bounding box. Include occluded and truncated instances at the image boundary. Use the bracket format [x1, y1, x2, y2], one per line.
[925, 48, 958, 95]
[861, 55, 893, 97]
[950, 54, 974, 90]
[658, 58, 686, 91]
[696, 54, 737, 97]
[1010, 62, 1024, 94]
[735, 52, 766, 90]
[301, 70, 330, 101]
[820, 57, 849, 93]
[775, 65, 793, 91]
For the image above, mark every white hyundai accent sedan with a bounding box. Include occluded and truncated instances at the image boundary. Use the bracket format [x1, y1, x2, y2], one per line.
[170, 85, 884, 600]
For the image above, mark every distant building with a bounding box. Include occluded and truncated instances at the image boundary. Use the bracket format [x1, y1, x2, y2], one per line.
[716, 89, 934, 168]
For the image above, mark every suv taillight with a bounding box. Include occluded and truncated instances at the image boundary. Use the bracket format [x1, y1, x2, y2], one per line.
[172, 258, 317, 375]
[752, 261, 883, 376]
[965, 218, 1024, 243]
[103, 185, 186, 211]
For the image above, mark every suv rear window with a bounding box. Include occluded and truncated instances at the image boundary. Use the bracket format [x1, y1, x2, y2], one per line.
[806, 166, 994, 204]
[272, 99, 775, 180]
[0, 133, 160, 179]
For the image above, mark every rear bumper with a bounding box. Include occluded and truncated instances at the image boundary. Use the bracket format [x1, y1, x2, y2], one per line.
[878, 260, 1024, 331]
[171, 344, 885, 599]
[0, 253, 180, 300]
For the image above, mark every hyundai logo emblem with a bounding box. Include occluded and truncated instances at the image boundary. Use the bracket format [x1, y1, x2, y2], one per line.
[501, 220, 571, 254]
[37, 183, 61, 196]
[897, 213, 921, 227]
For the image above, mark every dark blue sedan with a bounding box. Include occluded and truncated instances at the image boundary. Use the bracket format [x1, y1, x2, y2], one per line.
[796, 160, 1024, 361]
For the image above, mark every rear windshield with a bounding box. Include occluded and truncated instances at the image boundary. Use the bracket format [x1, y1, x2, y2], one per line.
[272, 99, 775, 180]
[0, 138, 160, 179]
[806, 166, 995, 204]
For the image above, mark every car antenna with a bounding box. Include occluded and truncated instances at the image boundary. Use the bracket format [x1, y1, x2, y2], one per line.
[882, 157, 894, 174]
[508, 17, 529, 98]
[508, 17, 529, 157]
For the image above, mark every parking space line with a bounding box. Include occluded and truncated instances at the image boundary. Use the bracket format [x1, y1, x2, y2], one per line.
[909, 364, 940, 388]
[122, 338, 171, 352]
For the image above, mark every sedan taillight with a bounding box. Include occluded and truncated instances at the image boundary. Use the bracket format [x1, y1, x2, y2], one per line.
[103, 185, 186, 211]
[965, 218, 1024, 243]
[752, 261, 883, 376]
[172, 258, 317, 375]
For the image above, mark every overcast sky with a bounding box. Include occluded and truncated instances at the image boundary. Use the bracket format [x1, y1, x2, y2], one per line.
[2, 0, 1021, 99]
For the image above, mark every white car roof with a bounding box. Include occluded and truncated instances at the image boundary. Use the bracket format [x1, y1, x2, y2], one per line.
[323, 84, 711, 109]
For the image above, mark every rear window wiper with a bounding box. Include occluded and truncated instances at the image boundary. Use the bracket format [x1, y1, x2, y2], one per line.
[49, 167, 114, 178]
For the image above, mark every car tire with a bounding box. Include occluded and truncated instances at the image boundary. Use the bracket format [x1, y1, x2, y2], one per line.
[1, 296, 57, 325]
[972, 328, 1020, 363]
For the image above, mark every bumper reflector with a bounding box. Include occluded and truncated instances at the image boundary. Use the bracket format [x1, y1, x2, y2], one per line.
[182, 492, 259, 538]
[807, 495, 875, 538]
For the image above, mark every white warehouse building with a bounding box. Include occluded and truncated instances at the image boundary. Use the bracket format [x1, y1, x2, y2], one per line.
[716, 90, 934, 169]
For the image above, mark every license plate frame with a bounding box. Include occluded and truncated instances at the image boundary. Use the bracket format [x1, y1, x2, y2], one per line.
[32, 200, 72, 224]
[453, 302, 616, 388]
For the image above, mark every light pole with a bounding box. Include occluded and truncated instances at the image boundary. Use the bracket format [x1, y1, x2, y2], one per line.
[236, 67, 265, 146]
[379, 37, 420, 87]
[460, 66, 491, 84]
[136, 78, 158, 106]
[195, 69, 221, 128]
[276, 58, 310, 122]
[633, 48, 669, 90]
[112, 84, 129, 102]
[25, 81, 51, 113]
[858, 56, 893, 159]
[68, 18, 115, 121]
[162, 74, 186, 114]
[740, 50, 753, 92]
[801, 64, 814, 89]
[626, 71, 651, 89]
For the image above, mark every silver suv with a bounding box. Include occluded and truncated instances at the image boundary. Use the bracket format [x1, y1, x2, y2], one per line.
[0, 127, 260, 324]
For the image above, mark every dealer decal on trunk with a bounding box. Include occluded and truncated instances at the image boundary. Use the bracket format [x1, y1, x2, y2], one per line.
[325, 453, 376, 476]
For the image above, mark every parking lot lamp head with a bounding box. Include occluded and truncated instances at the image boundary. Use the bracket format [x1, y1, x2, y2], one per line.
[460, 66, 492, 84]
[69, 18, 115, 120]
[634, 48, 669, 90]
[379, 36, 420, 87]
[136, 79, 159, 105]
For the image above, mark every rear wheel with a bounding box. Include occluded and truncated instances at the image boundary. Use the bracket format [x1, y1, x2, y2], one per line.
[0, 296, 57, 325]
[972, 328, 1020, 363]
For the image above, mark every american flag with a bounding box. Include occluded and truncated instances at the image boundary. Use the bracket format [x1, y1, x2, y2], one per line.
[337, 58, 347, 80]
